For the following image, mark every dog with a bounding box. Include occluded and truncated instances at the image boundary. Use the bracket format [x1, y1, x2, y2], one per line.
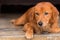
[11, 2, 60, 39]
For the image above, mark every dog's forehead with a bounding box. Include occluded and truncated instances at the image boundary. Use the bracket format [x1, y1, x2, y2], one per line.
[35, 5, 52, 13]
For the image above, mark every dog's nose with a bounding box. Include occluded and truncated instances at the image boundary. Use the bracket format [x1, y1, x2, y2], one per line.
[38, 21, 43, 26]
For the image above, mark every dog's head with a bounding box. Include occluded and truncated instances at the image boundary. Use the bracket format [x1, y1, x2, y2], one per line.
[30, 2, 59, 27]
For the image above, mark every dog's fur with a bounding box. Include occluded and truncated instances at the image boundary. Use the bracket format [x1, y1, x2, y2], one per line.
[11, 2, 60, 39]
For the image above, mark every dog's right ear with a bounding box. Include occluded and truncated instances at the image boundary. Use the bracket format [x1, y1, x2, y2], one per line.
[27, 7, 35, 22]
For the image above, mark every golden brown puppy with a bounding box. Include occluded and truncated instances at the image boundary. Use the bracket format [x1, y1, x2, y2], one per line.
[11, 2, 60, 39]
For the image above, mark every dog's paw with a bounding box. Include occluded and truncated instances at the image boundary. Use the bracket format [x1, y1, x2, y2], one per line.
[25, 32, 33, 39]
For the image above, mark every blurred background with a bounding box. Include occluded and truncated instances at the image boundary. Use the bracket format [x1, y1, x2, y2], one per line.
[0, 0, 60, 14]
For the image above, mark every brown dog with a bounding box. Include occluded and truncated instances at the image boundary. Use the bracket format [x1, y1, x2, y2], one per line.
[11, 2, 60, 39]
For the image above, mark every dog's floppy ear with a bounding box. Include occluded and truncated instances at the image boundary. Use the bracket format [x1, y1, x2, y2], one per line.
[51, 4, 59, 24]
[48, 2, 59, 27]
[51, 4, 59, 23]
[28, 7, 35, 22]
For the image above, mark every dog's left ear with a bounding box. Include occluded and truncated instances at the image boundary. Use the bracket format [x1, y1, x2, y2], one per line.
[48, 2, 59, 28]
[51, 4, 59, 24]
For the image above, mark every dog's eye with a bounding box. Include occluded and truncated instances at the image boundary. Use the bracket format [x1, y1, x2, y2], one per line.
[35, 13, 39, 16]
[45, 12, 48, 15]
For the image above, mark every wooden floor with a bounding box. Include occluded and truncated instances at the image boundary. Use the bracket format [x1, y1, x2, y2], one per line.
[0, 13, 60, 40]
[0, 13, 25, 36]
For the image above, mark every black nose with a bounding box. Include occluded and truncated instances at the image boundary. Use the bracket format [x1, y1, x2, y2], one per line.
[38, 21, 43, 26]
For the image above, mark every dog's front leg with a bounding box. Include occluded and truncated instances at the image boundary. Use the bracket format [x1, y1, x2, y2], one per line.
[23, 23, 33, 39]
